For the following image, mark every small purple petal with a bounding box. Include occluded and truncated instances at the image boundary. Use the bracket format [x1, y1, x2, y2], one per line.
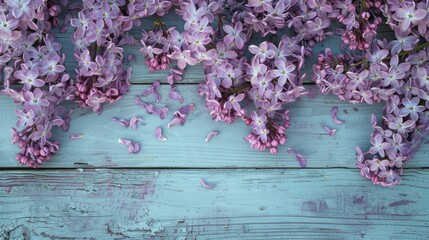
[155, 127, 167, 141]
[112, 117, 130, 128]
[371, 114, 377, 128]
[118, 138, 132, 145]
[118, 138, 140, 154]
[205, 131, 219, 142]
[296, 154, 307, 168]
[155, 106, 169, 119]
[331, 107, 345, 124]
[130, 117, 145, 130]
[168, 90, 184, 103]
[287, 148, 307, 168]
[69, 134, 83, 140]
[199, 178, 216, 189]
[133, 142, 140, 154]
[321, 123, 336, 136]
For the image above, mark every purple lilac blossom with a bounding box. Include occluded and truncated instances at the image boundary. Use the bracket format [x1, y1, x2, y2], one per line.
[1, 1, 75, 167]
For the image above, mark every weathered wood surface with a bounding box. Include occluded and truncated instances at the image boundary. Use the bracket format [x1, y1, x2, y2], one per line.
[1, 169, 428, 239]
[1, 4, 428, 240]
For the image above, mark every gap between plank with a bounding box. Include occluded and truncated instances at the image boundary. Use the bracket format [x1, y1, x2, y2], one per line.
[0, 166, 427, 171]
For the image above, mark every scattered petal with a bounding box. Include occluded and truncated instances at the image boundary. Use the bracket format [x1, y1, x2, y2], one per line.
[118, 138, 132, 145]
[112, 117, 130, 128]
[155, 106, 169, 119]
[118, 138, 140, 154]
[205, 131, 219, 142]
[371, 113, 377, 128]
[168, 90, 184, 103]
[321, 123, 336, 136]
[69, 134, 83, 140]
[199, 178, 216, 189]
[155, 127, 167, 141]
[287, 148, 307, 168]
[179, 103, 196, 114]
[331, 107, 345, 124]
[130, 117, 145, 130]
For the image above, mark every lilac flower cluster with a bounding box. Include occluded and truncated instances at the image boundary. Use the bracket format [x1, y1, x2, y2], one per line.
[139, 0, 338, 155]
[71, 0, 172, 113]
[314, 1, 429, 186]
[335, 0, 383, 50]
[1, 0, 75, 167]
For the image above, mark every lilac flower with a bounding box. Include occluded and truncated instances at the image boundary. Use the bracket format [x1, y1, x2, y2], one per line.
[251, 112, 267, 129]
[14, 69, 44, 90]
[168, 49, 198, 69]
[224, 94, 245, 111]
[7, 0, 31, 18]
[254, 128, 269, 143]
[70, 12, 90, 29]
[267, 60, 296, 86]
[393, 2, 427, 31]
[15, 109, 34, 128]
[30, 123, 52, 147]
[387, 116, 415, 135]
[140, 41, 163, 59]
[23, 88, 49, 108]
[76, 50, 97, 76]
[249, 42, 275, 62]
[368, 159, 390, 172]
[399, 97, 425, 121]
[369, 134, 391, 158]
[223, 22, 246, 49]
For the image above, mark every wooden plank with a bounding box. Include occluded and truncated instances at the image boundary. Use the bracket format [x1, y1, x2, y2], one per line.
[0, 169, 428, 239]
[1, 85, 428, 169]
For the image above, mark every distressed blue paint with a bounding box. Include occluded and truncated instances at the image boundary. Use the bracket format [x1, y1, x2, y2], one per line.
[0, 4, 428, 239]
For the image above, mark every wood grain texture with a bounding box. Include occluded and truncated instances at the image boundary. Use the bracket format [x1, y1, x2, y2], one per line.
[2, 85, 428, 169]
[0, 169, 428, 239]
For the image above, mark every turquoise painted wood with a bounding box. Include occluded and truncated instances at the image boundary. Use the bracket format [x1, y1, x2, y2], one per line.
[1, 87, 429, 169]
[1, 169, 429, 239]
[1, 4, 429, 240]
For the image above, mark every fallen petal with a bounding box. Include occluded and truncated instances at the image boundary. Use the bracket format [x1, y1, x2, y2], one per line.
[296, 154, 307, 168]
[371, 113, 377, 128]
[205, 131, 218, 142]
[133, 142, 140, 154]
[112, 117, 130, 128]
[118, 138, 132, 145]
[287, 148, 307, 168]
[130, 116, 145, 130]
[69, 134, 83, 140]
[199, 178, 216, 189]
[331, 107, 345, 124]
[168, 90, 184, 103]
[321, 123, 336, 136]
[155, 127, 167, 141]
